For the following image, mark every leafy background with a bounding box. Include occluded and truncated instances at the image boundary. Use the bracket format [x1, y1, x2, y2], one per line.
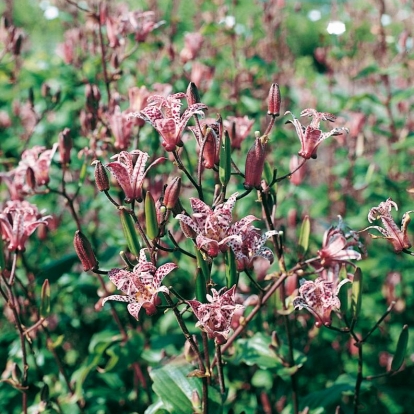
[1, 0, 414, 413]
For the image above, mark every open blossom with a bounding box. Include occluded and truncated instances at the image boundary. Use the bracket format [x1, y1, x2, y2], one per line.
[231, 227, 279, 271]
[130, 93, 207, 151]
[0, 200, 51, 251]
[293, 277, 350, 327]
[316, 224, 362, 269]
[285, 108, 347, 159]
[105, 150, 165, 202]
[187, 285, 244, 344]
[0, 145, 58, 199]
[102, 249, 177, 320]
[176, 193, 257, 257]
[363, 198, 412, 253]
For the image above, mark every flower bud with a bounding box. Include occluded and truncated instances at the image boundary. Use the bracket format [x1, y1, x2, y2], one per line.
[202, 127, 217, 169]
[164, 177, 181, 210]
[12, 363, 22, 383]
[26, 167, 36, 190]
[41, 83, 51, 98]
[267, 83, 281, 117]
[73, 230, 99, 271]
[180, 220, 197, 239]
[85, 84, 101, 113]
[58, 128, 72, 165]
[243, 134, 266, 190]
[92, 160, 110, 192]
[12, 30, 24, 56]
[145, 192, 159, 240]
[186, 82, 200, 107]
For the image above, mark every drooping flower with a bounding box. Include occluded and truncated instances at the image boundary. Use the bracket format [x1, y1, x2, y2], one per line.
[176, 193, 257, 257]
[130, 93, 207, 151]
[0, 200, 51, 251]
[1, 145, 58, 199]
[102, 249, 177, 320]
[230, 226, 279, 271]
[187, 285, 244, 344]
[105, 150, 165, 202]
[316, 223, 362, 269]
[293, 277, 350, 327]
[362, 198, 412, 253]
[285, 108, 347, 159]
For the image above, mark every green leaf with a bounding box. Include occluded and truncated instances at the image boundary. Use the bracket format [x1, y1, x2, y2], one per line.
[119, 207, 141, 256]
[351, 267, 362, 323]
[195, 250, 209, 302]
[40, 279, 50, 318]
[391, 324, 409, 372]
[145, 192, 159, 240]
[150, 360, 222, 414]
[219, 131, 231, 187]
[297, 215, 310, 259]
[224, 248, 238, 289]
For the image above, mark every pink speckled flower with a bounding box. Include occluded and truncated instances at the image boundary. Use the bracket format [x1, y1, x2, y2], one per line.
[230, 226, 278, 271]
[180, 32, 204, 62]
[285, 108, 347, 159]
[0, 200, 51, 251]
[102, 249, 177, 320]
[176, 193, 257, 257]
[363, 198, 412, 253]
[293, 277, 350, 327]
[131, 93, 207, 151]
[187, 285, 244, 344]
[106, 150, 165, 202]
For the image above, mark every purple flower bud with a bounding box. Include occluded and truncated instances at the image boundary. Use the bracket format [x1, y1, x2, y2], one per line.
[92, 160, 110, 192]
[73, 230, 99, 271]
[58, 128, 72, 165]
[267, 83, 281, 117]
[186, 82, 200, 107]
[164, 177, 181, 210]
[243, 135, 266, 190]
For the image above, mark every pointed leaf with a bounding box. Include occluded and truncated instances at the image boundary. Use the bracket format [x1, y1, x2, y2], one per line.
[145, 192, 159, 240]
[225, 248, 238, 289]
[351, 267, 362, 323]
[40, 279, 50, 318]
[391, 324, 409, 372]
[219, 131, 231, 187]
[195, 250, 208, 302]
[119, 207, 141, 256]
[297, 215, 310, 259]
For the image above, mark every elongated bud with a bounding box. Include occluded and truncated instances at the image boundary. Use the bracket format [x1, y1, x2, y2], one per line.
[267, 83, 281, 117]
[243, 133, 266, 190]
[180, 219, 197, 239]
[58, 128, 72, 165]
[12, 31, 23, 56]
[85, 83, 101, 113]
[26, 167, 36, 190]
[119, 207, 141, 256]
[225, 248, 238, 288]
[40, 279, 51, 318]
[41, 83, 51, 98]
[164, 177, 181, 210]
[92, 160, 110, 191]
[12, 363, 22, 382]
[145, 192, 159, 240]
[202, 127, 217, 169]
[219, 130, 231, 187]
[186, 82, 200, 106]
[74, 231, 98, 271]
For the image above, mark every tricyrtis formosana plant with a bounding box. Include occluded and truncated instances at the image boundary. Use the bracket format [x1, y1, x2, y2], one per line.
[1, 2, 413, 414]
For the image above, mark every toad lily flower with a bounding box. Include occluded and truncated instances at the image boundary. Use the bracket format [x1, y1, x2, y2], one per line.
[187, 285, 244, 344]
[230, 226, 279, 271]
[0, 200, 51, 251]
[285, 108, 347, 159]
[130, 93, 207, 151]
[176, 193, 257, 257]
[293, 277, 350, 327]
[106, 150, 165, 203]
[362, 198, 413, 253]
[102, 249, 177, 320]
